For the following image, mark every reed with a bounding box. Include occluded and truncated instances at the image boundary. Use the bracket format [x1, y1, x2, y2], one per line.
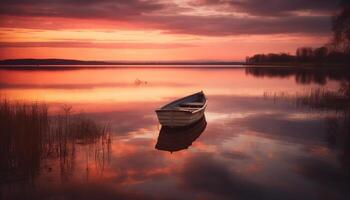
[263, 83, 350, 174]
[263, 82, 350, 111]
[296, 82, 350, 111]
[0, 99, 110, 183]
[0, 100, 48, 182]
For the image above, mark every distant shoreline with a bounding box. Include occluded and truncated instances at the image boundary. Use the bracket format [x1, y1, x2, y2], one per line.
[0, 58, 245, 66]
[0, 59, 348, 69]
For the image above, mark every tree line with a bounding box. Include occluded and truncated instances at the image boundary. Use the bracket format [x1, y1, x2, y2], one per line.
[246, 47, 349, 64]
[246, 0, 350, 65]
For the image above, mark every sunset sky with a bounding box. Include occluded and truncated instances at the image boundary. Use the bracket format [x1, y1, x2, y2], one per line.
[0, 0, 340, 61]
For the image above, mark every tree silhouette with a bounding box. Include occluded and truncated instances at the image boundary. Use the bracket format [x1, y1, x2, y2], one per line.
[296, 47, 313, 62]
[331, 0, 350, 53]
[246, 0, 350, 65]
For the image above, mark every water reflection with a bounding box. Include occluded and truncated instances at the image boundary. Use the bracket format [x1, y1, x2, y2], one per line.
[1, 67, 350, 200]
[263, 79, 350, 189]
[155, 116, 207, 153]
[246, 67, 350, 85]
[297, 81, 350, 177]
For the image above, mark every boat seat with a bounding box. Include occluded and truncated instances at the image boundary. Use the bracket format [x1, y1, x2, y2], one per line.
[179, 102, 204, 107]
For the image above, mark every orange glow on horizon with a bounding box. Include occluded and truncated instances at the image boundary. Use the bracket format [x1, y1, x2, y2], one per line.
[0, 0, 334, 61]
[0, 27, 329, 61]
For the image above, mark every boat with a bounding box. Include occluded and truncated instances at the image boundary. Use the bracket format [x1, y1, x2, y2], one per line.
[155, 91, 207, 127]
[155, 116, 207, 153]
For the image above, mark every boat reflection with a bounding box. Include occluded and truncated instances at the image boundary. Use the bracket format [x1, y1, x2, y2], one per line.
[155, 116, 207, 153]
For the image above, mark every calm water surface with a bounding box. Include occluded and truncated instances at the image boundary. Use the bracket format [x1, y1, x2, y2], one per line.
[1, 66, 349, 200]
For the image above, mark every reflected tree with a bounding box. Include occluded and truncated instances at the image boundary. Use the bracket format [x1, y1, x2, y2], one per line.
[246, 67, 350, 85]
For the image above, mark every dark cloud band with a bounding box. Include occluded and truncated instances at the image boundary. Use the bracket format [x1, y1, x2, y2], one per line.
[0, 0, 338, 36]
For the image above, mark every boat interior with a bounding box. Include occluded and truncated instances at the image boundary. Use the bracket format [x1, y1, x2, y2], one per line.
[173, 94, 205, 111]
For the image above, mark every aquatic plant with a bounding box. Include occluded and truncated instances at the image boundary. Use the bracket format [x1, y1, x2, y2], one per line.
[0, 100, 111, 183]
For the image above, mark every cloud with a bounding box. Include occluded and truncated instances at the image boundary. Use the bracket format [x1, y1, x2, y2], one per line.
[0, 0, 335, 36]
[0, 41, 194, 49]
[192, 0, 339, 16]
[143, 14, 331, 36]
[0, 0, 168, 19]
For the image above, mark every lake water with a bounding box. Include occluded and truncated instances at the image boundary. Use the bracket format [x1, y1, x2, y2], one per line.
[1, 66, 350, 200]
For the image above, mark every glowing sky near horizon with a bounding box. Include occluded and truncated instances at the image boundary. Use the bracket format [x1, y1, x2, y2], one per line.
[0, 0, 339, 61]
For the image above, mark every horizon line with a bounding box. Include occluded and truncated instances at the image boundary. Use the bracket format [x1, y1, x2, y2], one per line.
[0, 58, 245, 63]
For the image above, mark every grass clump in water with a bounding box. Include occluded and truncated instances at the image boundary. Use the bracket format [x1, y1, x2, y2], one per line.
[0, 100, 110, 183]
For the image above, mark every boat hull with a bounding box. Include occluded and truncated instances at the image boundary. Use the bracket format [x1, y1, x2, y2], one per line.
[155, 91, 207, 127]
[156, 108, 205, 127]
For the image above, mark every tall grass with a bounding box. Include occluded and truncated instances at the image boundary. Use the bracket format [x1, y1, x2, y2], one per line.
[296, 88, 350, 111]
[0, 100, 111, 183]
[263, 82, 350, 174]
[263, 82, 350, 111]
[0, 100, 49, 182]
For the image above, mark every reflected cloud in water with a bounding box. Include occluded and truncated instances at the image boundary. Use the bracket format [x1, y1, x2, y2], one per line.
[0, 81, 192, 90]
[1, 67, 350, 200]
[293, 157, 350, 194]
[176, 153, 312, 200]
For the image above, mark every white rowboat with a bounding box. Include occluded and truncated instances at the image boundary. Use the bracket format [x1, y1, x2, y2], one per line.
[155, 91, 207, 127]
